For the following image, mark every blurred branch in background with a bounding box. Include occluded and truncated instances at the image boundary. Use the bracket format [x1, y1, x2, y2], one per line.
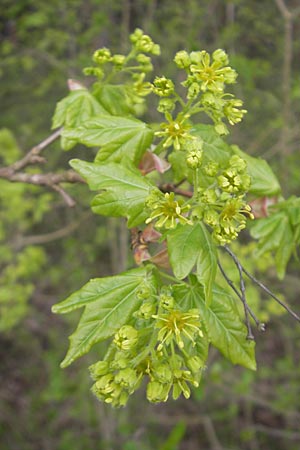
[0, 128, 84, 206]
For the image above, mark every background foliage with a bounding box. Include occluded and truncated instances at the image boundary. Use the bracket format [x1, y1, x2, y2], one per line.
[1, 0, 300, 449]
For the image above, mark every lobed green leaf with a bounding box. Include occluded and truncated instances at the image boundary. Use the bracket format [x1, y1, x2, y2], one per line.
[70, 159, 154, 227]
[174, 278, 257, 370]
[63, 115, 153, 164]
[167, 223, 217, 304]
[52, 267, 155, 367]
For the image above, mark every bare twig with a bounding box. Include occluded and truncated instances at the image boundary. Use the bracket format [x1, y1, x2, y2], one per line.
[224, 246, 300, 323]
[12, 211, 92, 249]
[250, 424, 300, 441]
[0, 128, 62, 176]
[159, 183, 193, 198]
[0, 128, 86, 206]
[217, 260, 262, 331]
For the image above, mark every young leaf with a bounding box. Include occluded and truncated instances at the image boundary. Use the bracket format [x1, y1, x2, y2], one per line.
[70, 159, 154, 227]
[250, 213, 287, 256]
[174, 278, 256, 370]
[52, 89, 106, 150]
[192, 124, 232, 165]
[52, 267, 155, 367]
[167, 223, 217, 305]
[93, 83, 132, 116]
[275, 222, 293, 279]
[62, 115, 153, 164]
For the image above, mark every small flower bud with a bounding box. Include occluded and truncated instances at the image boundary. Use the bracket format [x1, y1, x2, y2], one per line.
[93, 48, 111, 64]
[159, 290, 174, 310]
[152, 76, 174, 97]
[114, 325, 138, 351]
[147, 380, 170, 403]
[112, 54, 126, 68]
[136, 300, 156, 319]
[215, 122, 229, 135]
[89, 361, 109, 380]
[174, 50, 191, 68]
[212, 49, 229, 66]
[157, 98, 175, 114]
[152, 363, 173, 383]
[203, 162, 219, 177]
[115, 368, 138, 391]
[186, 149, 203, 169]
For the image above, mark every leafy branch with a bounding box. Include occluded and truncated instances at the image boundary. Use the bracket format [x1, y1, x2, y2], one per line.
[2, 28, 297, 408]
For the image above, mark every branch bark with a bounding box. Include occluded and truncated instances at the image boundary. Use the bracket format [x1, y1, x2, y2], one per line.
[0, 128, 85, 206]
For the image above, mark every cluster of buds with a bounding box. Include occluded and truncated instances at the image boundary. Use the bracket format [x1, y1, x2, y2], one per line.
[172, 49, 247, 134]
[130, 28, 161, 55]
[192, 155, 253, 244]
[90, 285, 206, 407]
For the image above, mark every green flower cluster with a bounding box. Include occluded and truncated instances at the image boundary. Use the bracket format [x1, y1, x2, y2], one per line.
[193, 155, 254, 244]
[171, 49, 247, 134]
[83, 29, 159, 112]
[90, 286, 205, 407]
[130, 28, 161, 55]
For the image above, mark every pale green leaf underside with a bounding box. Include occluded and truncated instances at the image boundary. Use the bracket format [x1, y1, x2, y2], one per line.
[52, 267, 151, 367]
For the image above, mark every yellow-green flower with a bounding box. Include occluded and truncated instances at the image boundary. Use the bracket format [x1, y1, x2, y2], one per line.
[145, 192, 192, 229]
[153, 308, 203, 350]
[155, 113, 193, 150]
[223, 98, 247, 125]
[93, 48, 112, 64]
[189, 50, 237, 93]
[214, 197, 254, 244]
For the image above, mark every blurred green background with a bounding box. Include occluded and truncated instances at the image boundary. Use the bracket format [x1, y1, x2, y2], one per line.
[1, 1, 300, 449]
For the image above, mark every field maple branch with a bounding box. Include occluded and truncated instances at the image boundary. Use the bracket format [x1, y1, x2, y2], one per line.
[0, 128, 85, 206]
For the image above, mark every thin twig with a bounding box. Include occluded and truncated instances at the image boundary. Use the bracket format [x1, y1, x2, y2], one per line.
[217, 260, 261, 329]
[159, 183, 193, 198]
[12, 211, 92, 250]
[218, 260, 254, 339]
[0, 129, 86, 206]
[0, 128, 62, 176]
[224, 246, 300, 323]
